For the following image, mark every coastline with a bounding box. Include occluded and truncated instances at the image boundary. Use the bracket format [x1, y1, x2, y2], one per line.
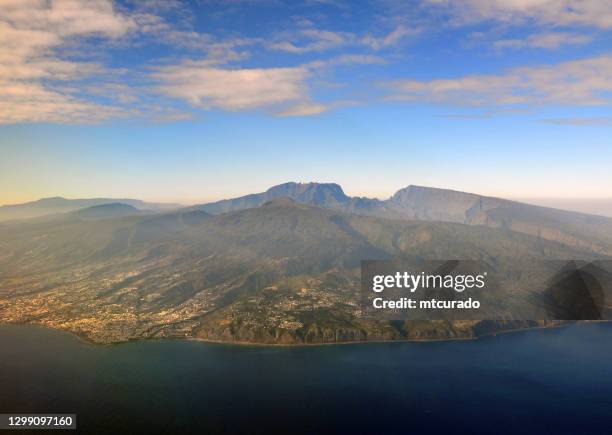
[2, 320, 605, 348]
[186, 321, 579, 347]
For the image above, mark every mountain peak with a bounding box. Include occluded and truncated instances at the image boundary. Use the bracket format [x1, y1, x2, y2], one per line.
[393, 184, 478, 198]
[190, 181, 349, 215]
[267, 182, 349, 209]
[266, 182, 348, 203]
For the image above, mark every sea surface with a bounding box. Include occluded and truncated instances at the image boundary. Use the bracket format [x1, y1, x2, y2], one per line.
[0, 323, 611, 434]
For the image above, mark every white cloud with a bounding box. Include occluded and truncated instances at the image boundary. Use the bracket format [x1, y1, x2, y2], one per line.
[133, 11, 259, 63]
[362, 25, 419, 50]
[1, 1, 367, 123]
[153, 61, 311, 111]
[494, 31, 592, 49]
[0, 81, 125, 124]
[540, 117, 612, 125]
[305, 54, 387, 70]
[0, 0, 136, 124]
[332, 54, 387, 65]
[152, 50, 384, 115]
[0, 0, 135, 37]
[426, 0, 612, 28]
[385, 54, 612, 107]
[268, 23, 417, 54]
[277, 102, 329, 116]
[268, 29, 351, 53]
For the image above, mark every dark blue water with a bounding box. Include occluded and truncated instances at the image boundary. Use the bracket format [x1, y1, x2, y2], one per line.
[1, 324, 611, 435]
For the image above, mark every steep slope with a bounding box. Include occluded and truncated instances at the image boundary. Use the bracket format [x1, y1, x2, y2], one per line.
[189, 182, 356, 214]
[0, 208, 212, 273]
[388, 185, 492, 222]
[191, 182, 612, 255]
[389, 186, 612, 255]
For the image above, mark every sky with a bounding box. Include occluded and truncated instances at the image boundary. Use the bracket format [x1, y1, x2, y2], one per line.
[1, 0, 612, 205]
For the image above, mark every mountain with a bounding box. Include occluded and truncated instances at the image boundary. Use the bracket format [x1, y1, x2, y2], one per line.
[0, 198, 608, 344]
[188, 182, 360, 214]
[73, 203, 141, 219]
[0, 197, 181, 222]
[191, 182, 612, 255]
[389, 185, 612, 256]
[389, 185, 491, 221]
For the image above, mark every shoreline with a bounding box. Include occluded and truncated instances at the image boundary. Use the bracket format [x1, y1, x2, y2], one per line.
[186, 321, 578, 347]
[2, 320, 607, 348]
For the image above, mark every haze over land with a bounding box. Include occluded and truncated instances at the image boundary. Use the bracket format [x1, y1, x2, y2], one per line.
[516, 198, 612, 219]
[0, 198, 180, 222]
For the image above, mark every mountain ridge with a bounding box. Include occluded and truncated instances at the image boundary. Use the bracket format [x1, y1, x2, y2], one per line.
[72, 203, 141, 219]
[191, 182, 611, 220]
[0, 197, 181, 222]
[4, 182, 612, 255]
[189, 182, 612, 255]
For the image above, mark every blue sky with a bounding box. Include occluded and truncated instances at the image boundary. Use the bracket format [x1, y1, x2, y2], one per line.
[1, 0, 611, 204]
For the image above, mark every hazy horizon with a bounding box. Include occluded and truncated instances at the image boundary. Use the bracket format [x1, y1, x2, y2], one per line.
[4, 182, 612, 206]
[5, 183, 612, 209]
[3, 182, 612, 219]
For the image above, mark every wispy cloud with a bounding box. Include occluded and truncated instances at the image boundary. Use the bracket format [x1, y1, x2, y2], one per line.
[268, 23, 417, 54]
[151, 48, 389, 115]
[3, 0, 607, 125]
[268, 29, 350, 53]
[494, 31, 593, 49]
[362, 25, 419, 50]
[133, 10, 260, 62]
[540, 116, 612, 126]
[426, 0, 612, 29]
[277, 102, 329, 116]
[1, 2, 397, 123]
[384, 54, 612, 107]
[153, 62, 311, 111]
[306, 54, 387, 70]
[0, 0, 136, 124]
